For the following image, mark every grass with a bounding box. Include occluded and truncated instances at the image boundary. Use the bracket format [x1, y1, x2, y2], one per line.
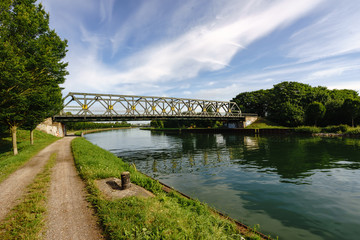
[245, 118, 288, 129]
[0, 153, 57, 239]
[294, 125, 360, 135]
[0, 129, 59, 183]
[72, 138, 263, 240]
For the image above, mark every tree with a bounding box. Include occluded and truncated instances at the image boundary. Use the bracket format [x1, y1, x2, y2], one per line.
[305, 102, 326, 126]
[322, 100, 343, 126]
[342, 98, 360, 127]
[0, 0, 68, 154]
[232, 89, 270, 117]
[22, 88, 63, 144]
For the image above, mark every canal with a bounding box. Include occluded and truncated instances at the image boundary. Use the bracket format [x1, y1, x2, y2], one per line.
[85, 128, 360, 240]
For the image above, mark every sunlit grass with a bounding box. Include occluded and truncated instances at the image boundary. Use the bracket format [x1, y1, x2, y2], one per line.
[0, 153, 57, 239]
[246, 118, 288, 129]
[0, 130, 58, 183]
[72, 138, 261, 239]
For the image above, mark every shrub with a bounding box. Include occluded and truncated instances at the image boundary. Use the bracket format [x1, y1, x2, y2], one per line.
[322, 125, 349, 133]
[294, 126, 321, 133]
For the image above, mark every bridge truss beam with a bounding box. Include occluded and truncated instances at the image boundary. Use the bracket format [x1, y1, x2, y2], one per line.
[53, 92, 244, 122]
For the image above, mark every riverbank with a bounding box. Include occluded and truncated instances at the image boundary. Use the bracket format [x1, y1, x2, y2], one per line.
[142, 125, 360, 137]
[72, 137, 271, 239]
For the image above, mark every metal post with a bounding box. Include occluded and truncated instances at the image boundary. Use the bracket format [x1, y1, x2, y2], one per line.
[121, 171, 131, 190]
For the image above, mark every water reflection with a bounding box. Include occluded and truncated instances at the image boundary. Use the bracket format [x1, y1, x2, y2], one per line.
[85, 129, 360, 240]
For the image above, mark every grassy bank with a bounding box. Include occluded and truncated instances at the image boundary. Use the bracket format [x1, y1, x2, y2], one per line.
[0, 153, 57, 239]
[294, 125, 360, 135]
[0, 130, 58, 183]
[72, 138, 265, 239]
[245, 118, 288, 129]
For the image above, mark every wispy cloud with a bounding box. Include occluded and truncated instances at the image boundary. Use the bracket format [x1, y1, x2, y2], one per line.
[286, 0, 360, 62]
[111, 0, 323, 84]
[40, 0, 360, 99]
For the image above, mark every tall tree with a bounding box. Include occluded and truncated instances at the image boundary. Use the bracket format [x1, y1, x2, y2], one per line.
[342, 98, 360, 127]
[232, 89, 270, 117]
[0, 0, 68, 154]
[305, 102, 326, 126]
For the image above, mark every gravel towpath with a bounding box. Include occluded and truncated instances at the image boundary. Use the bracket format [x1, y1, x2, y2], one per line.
[0, 139, 60, 220]
[45, 136, 103, 240]
[0, 136, 103, 239]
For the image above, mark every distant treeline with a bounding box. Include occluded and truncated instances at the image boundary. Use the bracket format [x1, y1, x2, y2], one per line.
[232, 81, 360, 127]
[65, 121, 131, 130]
[151, 119, 223, 129]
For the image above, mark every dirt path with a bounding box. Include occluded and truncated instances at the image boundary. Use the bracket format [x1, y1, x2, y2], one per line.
[0, 139, 60, 220]
[0, 136, 103, 239]
[45, 136, 103, 240]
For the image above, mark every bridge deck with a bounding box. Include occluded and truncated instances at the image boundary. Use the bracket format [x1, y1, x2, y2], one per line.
[53, 114, 246, 122]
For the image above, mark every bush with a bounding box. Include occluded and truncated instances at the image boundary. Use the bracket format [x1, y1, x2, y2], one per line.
[294, 126, 321, 133]
[322, 125, 349, 133]
[345, 128, 360, 135]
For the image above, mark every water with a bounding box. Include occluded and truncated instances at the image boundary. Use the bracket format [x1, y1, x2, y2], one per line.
[85, 128, 360, 240]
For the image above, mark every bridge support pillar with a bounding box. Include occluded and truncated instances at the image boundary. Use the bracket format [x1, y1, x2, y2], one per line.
[36, 118, 65, 137]
[224, 121, 243, 129]
[224, 115, 258, 128]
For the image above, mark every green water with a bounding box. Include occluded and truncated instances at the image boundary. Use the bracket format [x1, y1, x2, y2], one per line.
[85, 128, 360, 240]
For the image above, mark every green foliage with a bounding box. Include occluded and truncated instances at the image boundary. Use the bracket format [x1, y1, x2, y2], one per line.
[150, 119, 222, 129]
[342, 98, 360, 127]
[322, 125, 349, 133]
[305, 102, 326, 126]
[233, 81, 360, 127]
[65, 121, 131, 131]
[0, 0, 67, 152]
[150, 119, 164, 128]
[345, 127, 360, 135]
[294, 126, 322, 134]
[71, 138, 259, 239]
[232, 89, 270, 117]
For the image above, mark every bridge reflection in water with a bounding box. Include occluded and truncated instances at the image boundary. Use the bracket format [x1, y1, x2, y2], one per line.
[53, 92, 248, 122]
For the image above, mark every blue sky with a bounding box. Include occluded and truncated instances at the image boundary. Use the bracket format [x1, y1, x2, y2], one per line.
[40, 0, 360, 101]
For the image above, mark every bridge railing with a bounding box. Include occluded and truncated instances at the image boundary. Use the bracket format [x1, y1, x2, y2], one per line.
[57, 92, 242, 120]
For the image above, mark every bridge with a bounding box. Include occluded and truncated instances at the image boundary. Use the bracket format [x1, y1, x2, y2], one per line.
[53, 92, 249, 122]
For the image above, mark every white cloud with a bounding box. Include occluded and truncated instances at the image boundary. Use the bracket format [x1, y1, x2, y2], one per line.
[195, 84, 243, 101]
[99, 0, 115, 23]
[286, 0, 360, 62]
[112, 0, 323, 85]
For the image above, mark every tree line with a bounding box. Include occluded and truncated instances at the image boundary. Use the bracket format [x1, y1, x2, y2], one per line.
[150, 119, 223, 129]
[0, 0, 67, 155]
[232, 81, 360, 127]
[65, 121, 131, 131]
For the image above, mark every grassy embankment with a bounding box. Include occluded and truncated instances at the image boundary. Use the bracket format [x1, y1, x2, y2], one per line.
[0, 153, 57, 239]
[72, 138, 265, 240]
[0, 130, 58, 183]
[245, 118, 288, 129]
[250, 118, 360, 135]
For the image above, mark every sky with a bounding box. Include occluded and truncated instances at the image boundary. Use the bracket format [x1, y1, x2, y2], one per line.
[39, 0, 360, 101]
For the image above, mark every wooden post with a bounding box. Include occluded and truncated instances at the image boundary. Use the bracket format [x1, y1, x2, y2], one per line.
[121, 171, 131, 190]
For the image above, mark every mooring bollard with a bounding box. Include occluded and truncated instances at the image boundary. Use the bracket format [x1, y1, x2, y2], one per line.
[121, 171, 131, 190]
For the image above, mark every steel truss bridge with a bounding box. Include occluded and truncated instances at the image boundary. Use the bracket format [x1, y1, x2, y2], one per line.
[53, 92, 246, 122]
